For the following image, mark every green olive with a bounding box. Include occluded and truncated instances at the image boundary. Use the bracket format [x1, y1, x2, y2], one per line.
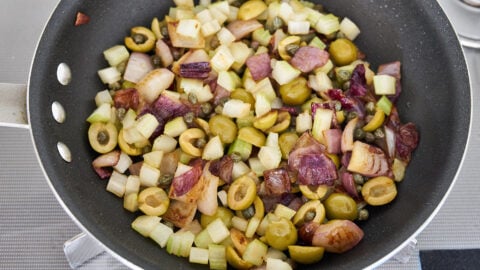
[324, 193, 358, 221]
[265, 217, 298, 251]
[124, 26, 156, 53]
[88, 122, 118, 154]
[231, 88, 255, 107]
[279, 76, 311, 106]
[279, 132, 299, 159]
[328, 38, 358, 66]
[200, 206, 234, 229]
[137, 187, 170, 216]
[227, 175, 257, 211]
[293, 200, 326, 227]
[209, 114, 238, 144]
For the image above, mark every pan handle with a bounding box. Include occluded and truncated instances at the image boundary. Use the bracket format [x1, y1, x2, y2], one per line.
[0, 83, 29, 129]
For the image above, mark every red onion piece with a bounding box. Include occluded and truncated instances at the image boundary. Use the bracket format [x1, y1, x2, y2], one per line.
[155, 39, 174, 67]
[246, 53, 271, 81]
[180, 62, 211, 79]
[290, 46, 329, 73]
[340, 170, 359, 199]
[227, 19, 263, 40]
[263, 167, 292, 196]
[113, 88, 139, 110]
[92, 150, 120, 179]
[323, 129, 342, 154]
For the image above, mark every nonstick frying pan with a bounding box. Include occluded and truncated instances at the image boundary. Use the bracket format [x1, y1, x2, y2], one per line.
[25, 0, 471, 269]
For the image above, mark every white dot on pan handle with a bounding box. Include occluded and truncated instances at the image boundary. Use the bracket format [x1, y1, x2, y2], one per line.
[57, 63, 72, 86]
[52, 101, 66, 123]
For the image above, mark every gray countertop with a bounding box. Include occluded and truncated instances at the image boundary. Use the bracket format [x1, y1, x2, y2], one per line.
[0, 1, 479, 269]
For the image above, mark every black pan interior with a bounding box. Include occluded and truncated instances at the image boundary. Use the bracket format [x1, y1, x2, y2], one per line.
[28, 0, 470, 269]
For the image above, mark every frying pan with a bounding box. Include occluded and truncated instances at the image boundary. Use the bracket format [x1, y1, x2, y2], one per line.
[21, 0, 471, 269]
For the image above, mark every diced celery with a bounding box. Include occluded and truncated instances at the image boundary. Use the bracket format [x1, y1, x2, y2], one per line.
[131, 215, 161, 237]
[216, 27, 236, 45]
[376, 95, 393, 116]
[266, 258, 292, 270]
[373, 74, 396, 95]
[209, 244, 227, 270]
[123, 192, 138, 212]
[274, 204, 297, 220]
[143, 150, 164, 168]
[208, 5, 228, 25]
[255, 93, 272, 117]
[124, 175, 140, 195]
[340, 17, 361, 40]
[227, 6, 239, 22]
[229, 42, 254, 72]
[245, 216, 261, 238]
[256, 213, 278, 236]
[166, 231, 195, 257]
[217, 70, 241, 91]
[242, 239, 268, 266]
[175, 8, 196, 20]
[271, 61, 301, 86]
[195, 229, 215, 249]
[207, 218, 230, 244]
[309, 36, 326, 50]
[296, 111, 313, 133]
[164, 116, 188, 137]
[211, 45, 235, 72]
[122, 108, 137, 129]
[392, 158, 407, 182]
[201, 20, 222, 37]
[308, 72, 333, 93]
[248, 157, 266, 177]
[98, 66, 121, 85]
[265, 132, 279, 148]
[314, 13, 340, 35]
[315, 59, 333, 74]
[202, 136, 224, 160]
[312, 108, 334, 144]
[266, 247, 288, 260]
[174, 0, 194, 8]
[305, 8, 323, 25]
[278, 2, 294, 21]
[222, 99, 251, 118]
[95, 90, 113, 106]
[152, 135, 178, 153]
[217, 190, 228, 206]
[122, 126, 148, 146]
[139, 163, 161, 187]
[251, 78, 276, 102]
[135, 113, 159, 139]
[87, 103, 112, 123]
[228, 139, 253, 161]
[106, 171, 127, 197]
[288, 20, 310, 35]
[252, 28, 273, 47]
[176, 19, 201, 38]
[189, 247, 210, 265]
[231, 216, 249, 232]
[258, 146, 282, 170]
[150, 222, 174, 248]
[113, 151, 132, 173]
[103, 45, 130, 67]
[196, 8, 214, 23]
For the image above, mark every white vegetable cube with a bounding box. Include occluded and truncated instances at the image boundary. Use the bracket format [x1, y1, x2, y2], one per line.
[135, 113, 160, 139]
[122, 109, 137, 129]
[340, 17, 361, 40]
[266, 258, 293, 270]
[249, 157, 266, 176]
[208, 6, 228, 25]
[315, 13, 340, 35]
[217, 190, 228, 206]
[258, 146, 282, 170]
[206, 218, 230, 243]
[150, 223, 174, 248]
[217, 70, 241, 91]
[251, 78, 276, 101]
[103, 45, 130, 67]
[106, 171, 128, 197]
[176, 19, 201, 38]
[274, 204, 297, 220]
[255, 93, 272, 117]
[210, 45, 235, 72]
[196, 8, 213, 24]
[164, 116, 188, 137]
[210, 0, 230, 15]
[232, 161, 251, 179]
[125, 175, 141, 195]
[202, 136, 224, 160]
[139, 163, 161, 187]
[373, 74, 396, 95]
[288, 20, 310, 35]
[189, 247, 209, 265]
[229, 42, 254, 71]
[131, 215, 162, 237]
[86, 103, 112, 123]
[143, 150, 164, 168]
[123, 193, 139, 212]
[113, 151, 133, 173]
[97, 66, 121, 85]
[201, 20, 221, 37]
[227, 5, 239, 22]
[174, 0, 194, 8]
[95, 90, 113, 106]
[308, 72, 333, 94]
[123, 126, 148, 145]
[137, 68, 175, 104]
[271, 60, 301, 85]
[296, 111, 313, 133]
[217, 27, 236, 45]
[265, 132, 279, 148]
[152, 134, 178, 153]
[222, 99, 251, 118]
[312, 108, 334, 144]
[306, 8, 323, 25]
[278, 2, 294, 21]
[180, 78, 204, 94]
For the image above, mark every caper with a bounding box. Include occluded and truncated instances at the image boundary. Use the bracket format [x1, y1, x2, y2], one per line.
[230, 152, 243, 163]
[242, 205, 255, 219]
[151, 55, 162, 67]
[342, 81, 351, 91]
[358, 208, 369, 221]
[285, 43, 300, 56]
[160, 25, 169, 37]
[188, 93, 198, 104]
[313, 3, 324, 11]
[159, 173, 173, 189]
[171, 48, 183, 60]
[300, 32, 316, 43]
[109, 81, 121, 91]
[272, 16, 284, 31]
[356, 185, 363, 194]
[346, 111, 358, 122]
[97, 130, 110, 145]
[195, 137, 207, 149]
[215, 105, 223, 115]
[353, 128, 365, 140]
[183, 112, 195, 124]
[304, 210, 316, 222]
[353, 173, 365, 185]
[333, 100, 342, 111]
[365, 132, 375, 142]
[132, 33, 147, 44]
[210, 35, 220, 49]
[336, 69, 352, 82]
[116, 108, 126, 121]
[374, 128, 385, 139]
[201, 102, 213, 115]
[365, 102, 376, 114]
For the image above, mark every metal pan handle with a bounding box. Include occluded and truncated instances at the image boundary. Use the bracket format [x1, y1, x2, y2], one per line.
[0, 83, 29, 129]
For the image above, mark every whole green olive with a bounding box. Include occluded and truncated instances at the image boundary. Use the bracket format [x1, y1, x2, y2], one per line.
[265, 217, 298, 251]
[328, 38, 358, 66]
[324, 193, 358, 221]
[208, 114, 237, 144]
[279, 76, 311, 106]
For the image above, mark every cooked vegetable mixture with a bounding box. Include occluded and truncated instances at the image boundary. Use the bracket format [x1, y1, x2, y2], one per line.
[87, 0, 419, 268]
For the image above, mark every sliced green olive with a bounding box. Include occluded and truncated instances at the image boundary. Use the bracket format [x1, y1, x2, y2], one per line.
[178, 128, 206, 157]
[236, 196, 265, 221]
[253, 110, 278, 131]
[293, 200, 326, 226]
[279, 76, 311, 106]
[288, 245, 325, 264]
[265, 217, 297, 251]
[138, 187, 170, 216]
[361, 176, 397, 206]
[226, 245, 253, 269]
[237, 126, 266, 147]
[266, 111, 291, 133]
[88, 122, 118, 154]
[125, 26, 156, 53]
[299, 185, 331, 200]
[279, 132, 299, 159]
[118, 129, 143, 156]
[227, 175, 257, 211]
[209, 114, 238, 144]
[324, 193, 358, 221]
[231, 88, 255, 107]
[328, 38, 358, 66]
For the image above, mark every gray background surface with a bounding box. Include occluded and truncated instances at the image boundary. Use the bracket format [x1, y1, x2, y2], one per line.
[0, 0, 479, 269]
